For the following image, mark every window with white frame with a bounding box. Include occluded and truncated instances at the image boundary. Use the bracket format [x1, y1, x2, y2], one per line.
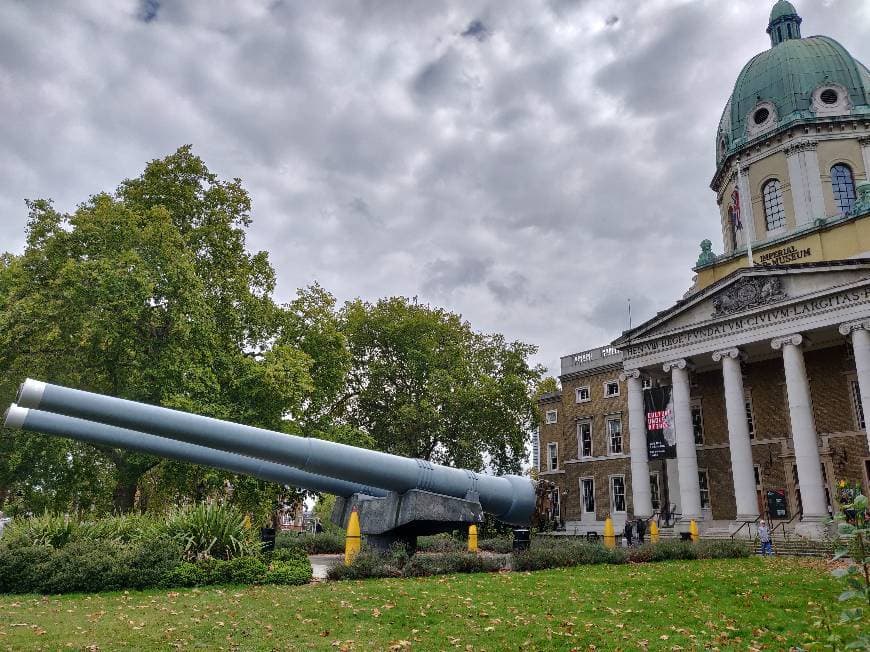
[547, 442, 558, 471]
[698, 469, 711, 509]
[745, 390, 756, 439]
[610, 476, 626, 513]
[850, 378, 865, 430]
[605, 380, 620, 398]
[545, 409, 557, 424]
[690, 400, 704, 445]
[577, 421, 593, 458]
[581, 478, 595, 514]
[607, 417, 623, 454]
[575, 386, 590, 403]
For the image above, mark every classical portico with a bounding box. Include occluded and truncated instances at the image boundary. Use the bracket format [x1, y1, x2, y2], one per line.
[614, 261, 870, 537]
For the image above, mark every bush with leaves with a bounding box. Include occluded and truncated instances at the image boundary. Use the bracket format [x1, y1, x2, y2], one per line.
[1, 513, 80, 549]
[830, 491, 869, 650]
[265, 557, 313, 585]
[513, 540, 623, 572]
[0, 545, 54, 593]
[478, 537, 513, 554]
[165, 503, 261, 561]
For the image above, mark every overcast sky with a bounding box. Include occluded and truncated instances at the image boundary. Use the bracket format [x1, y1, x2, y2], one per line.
[1, 0, 868, 377]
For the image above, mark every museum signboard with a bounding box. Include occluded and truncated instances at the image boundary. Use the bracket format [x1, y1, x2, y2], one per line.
[644, 386, 676, 460]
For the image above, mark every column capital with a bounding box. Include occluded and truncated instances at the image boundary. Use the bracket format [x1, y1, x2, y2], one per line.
[783, 139, 818, 156]
[712, 347, 742, 362]
[771, 333, 804, 350]
[839, 320, 870, 336]
[662, 359, 688, 373]
[619, 369, 641, 382]
[858, 136, 870, 147]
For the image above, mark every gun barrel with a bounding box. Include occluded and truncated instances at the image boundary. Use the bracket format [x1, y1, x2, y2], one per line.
[3, 404, 387, 498]
[16, 379, 535, 525]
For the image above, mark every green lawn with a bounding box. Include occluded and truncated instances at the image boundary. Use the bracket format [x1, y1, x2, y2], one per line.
[0, 557, 861, 651]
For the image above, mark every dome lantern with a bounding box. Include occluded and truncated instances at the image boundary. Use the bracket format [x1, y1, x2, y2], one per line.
[767, 0, 802, 47]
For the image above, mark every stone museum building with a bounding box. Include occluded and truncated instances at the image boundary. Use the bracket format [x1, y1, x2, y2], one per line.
[538, 1, 870, 537]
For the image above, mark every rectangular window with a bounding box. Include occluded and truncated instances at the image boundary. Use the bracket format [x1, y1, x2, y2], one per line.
[577, 421, 593, 458]
[575, 386, 590, 403]
[649, 473, 661, 511]
[745, 390, 756, 439]
[581, 478, 595, 514]
[691, 400, 704, 445]
[605, 381, 620, 398]
[698, 469, 711, 509]
[545, 409, 557, 425]
[851, 379, 865, 430]
[607, 418, 623, 454]
[610, 476, 626, 513]
[547, 442, 558, 471]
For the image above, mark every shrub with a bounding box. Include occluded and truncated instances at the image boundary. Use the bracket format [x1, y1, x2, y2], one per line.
[696, 540, 751, 559]
[513, 541, 623, 572]
[646, 541, 697, 562]
[326, 549, 401, 581]
[275, 531, 345, 554]
[265, 558, 313, 585]
[162, 562, 205, 588]
[37, 540, 127, 594]
[273, 533, 308, 556]
[478, 537, 513, 554]
[417, 534, 463, 553]
[2, 513, 79, 549]
[270, 546, 309, 563]
[165, 503, 260, 561]
[0, 545, 54, 593]
[403, 552, 504, 577]
[225, 556, 268, 584]
[121, 536, 184, 590]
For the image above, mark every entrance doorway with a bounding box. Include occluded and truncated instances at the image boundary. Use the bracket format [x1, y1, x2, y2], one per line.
[580, 478, 595, 523]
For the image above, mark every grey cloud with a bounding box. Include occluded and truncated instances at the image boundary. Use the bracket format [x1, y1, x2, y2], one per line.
[422, 257, 492, 296]
[461, 19, 489, 42]
[139, 0, 160, 22]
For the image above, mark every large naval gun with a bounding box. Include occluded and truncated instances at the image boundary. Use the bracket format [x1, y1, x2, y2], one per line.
[6, 379, 550, 549]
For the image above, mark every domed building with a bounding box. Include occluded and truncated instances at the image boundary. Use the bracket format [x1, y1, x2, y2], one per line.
[538, 2, 870, 541]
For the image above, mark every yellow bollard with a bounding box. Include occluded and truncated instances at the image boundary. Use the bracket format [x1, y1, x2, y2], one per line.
[344, 507, 361, 565]
[649, 520, 659, 543]
[689, 519, 699, 543]
[468, 524, 478, 553]
[603, 516, 616, 549]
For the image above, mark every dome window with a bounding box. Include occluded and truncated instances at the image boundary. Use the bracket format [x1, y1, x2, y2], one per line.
[820, 89, 839, 104]
[811, 84, 852, 117]
[753, 108, 770, 125]
[763, 179, 786, 231]
[831, 164, 856, 214]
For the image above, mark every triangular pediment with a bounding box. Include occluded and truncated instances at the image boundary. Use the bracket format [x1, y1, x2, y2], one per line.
[613, 260, 870, 347]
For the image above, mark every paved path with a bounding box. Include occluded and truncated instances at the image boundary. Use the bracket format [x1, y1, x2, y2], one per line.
[309, 554, 342, 579]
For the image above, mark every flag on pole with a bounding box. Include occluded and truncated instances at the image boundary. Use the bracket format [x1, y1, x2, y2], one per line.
[730, 188, 742, 231]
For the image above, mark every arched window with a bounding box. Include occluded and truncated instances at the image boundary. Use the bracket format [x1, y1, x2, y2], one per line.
[831, 164, 856, 214]
[763, 179, 785, 231]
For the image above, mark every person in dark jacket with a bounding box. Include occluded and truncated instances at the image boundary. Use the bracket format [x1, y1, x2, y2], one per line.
[635, 517, 646, 544]
[623, 516, 634, 547]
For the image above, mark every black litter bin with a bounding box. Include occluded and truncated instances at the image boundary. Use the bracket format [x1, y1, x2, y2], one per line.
[260, 527, 277, 552]
[513, 529, 531, 553]
[586, 532, 599, 542]
[679, 531, 692, 542]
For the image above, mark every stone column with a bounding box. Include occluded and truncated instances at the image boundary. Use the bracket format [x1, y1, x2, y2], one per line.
[859, 137, 870, 184]
[736, 164, 756, 248]
[663, 359, 702, 522]
[712, 348, 758, 522]
[621, 369, 652, 518]
[785, 141, 825, 227]
[771, 334, 828, 536]
[839, 320, 870, 452]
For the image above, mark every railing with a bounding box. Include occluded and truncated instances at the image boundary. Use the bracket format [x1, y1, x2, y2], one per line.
[769, 513, 800, 541]
[730, 514, 761, 540]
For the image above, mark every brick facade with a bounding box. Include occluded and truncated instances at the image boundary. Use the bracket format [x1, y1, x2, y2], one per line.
[538, 342, 870, 525]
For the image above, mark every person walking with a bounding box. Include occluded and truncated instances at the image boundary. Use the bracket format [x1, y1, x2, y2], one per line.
[635, 516, 646, 545]
[623, 517, 634, 547]
[758, 520, 773, 556]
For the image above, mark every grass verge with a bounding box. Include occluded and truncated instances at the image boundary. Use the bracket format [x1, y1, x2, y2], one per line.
[0, 557, 861, 650]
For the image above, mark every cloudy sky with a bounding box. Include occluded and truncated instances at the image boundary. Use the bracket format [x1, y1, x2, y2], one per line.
[1, 0, 868, 376]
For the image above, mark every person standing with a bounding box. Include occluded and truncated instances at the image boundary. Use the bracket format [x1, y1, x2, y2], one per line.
[635, 517, 646, 545]
[623, 516, 634, 547]
[758, 520, 773, 556]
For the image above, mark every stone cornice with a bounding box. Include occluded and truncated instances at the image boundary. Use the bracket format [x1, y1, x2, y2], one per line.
[838, 319, 870, 336]
[783, 140, 818, 156]
[771, 334, 804, 350]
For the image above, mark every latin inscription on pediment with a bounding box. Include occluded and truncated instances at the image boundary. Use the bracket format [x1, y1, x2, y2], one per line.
[712, 276, 786, 316]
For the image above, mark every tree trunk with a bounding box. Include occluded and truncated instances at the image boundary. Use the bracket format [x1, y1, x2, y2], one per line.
[112, 477, 139, 513]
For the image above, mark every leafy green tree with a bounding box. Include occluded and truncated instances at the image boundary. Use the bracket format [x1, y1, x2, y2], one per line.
[340, 297, 543, 474]
[0, 148, 313, 513]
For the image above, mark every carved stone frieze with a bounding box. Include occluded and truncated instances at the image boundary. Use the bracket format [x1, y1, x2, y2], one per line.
[712, 276, 787, 316]
[783, 139, 818, 156]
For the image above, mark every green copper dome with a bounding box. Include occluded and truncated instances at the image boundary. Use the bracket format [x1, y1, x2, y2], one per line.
[769, 1, 798, 22]
[716, 2, 870, 167]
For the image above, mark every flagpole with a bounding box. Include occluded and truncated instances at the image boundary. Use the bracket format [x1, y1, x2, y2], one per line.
[737, 161, 754, 267]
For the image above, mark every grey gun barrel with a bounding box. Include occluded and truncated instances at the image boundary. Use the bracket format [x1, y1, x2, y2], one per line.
[3, 404, 388, 498]
[16, 379, 536, 525]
